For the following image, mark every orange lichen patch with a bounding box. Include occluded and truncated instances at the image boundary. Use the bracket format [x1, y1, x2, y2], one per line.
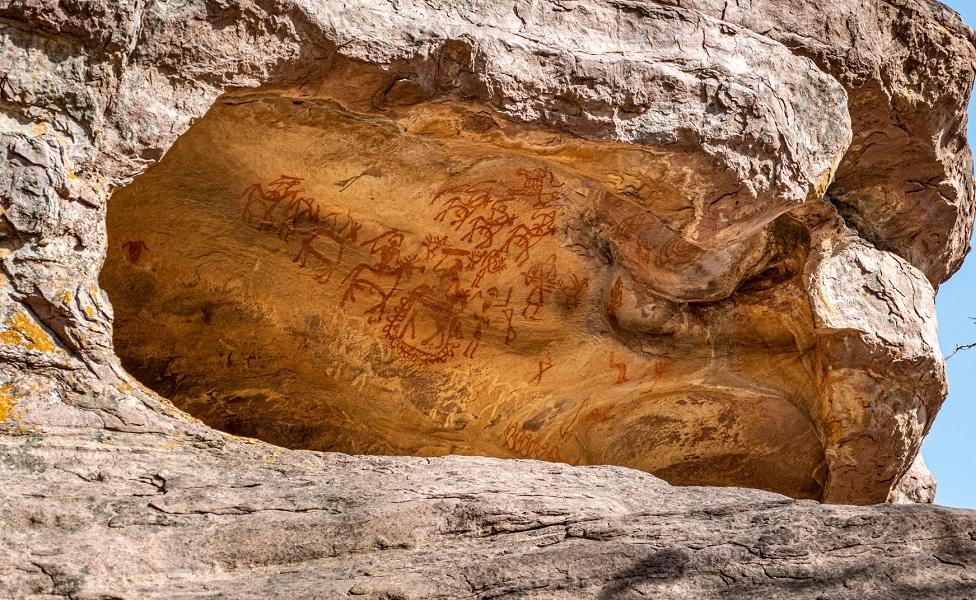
[0, 384, 18, 421]
[33, 121, 50, 137]
[84, 305, 96, 318]
[0, 310, 57, 353]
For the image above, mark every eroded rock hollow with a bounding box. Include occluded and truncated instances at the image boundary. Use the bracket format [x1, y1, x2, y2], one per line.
[103, 94, 834, 499]
[3, 0, 976, 597]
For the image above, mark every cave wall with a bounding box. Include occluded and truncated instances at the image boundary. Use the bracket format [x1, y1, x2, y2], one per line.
[101, 94, 828, 498]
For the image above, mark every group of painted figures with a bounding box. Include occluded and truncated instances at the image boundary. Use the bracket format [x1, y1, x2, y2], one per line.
[241, 168, 590, 364]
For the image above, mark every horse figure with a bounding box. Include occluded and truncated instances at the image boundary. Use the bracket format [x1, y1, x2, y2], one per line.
[278, 194, 323, 242]
[293, 218, 362, 284]
[432, 183, 494, 232]
[341, 231, 425, 323]
[242, 175, 305, 226]
[461, 200, 517, 249]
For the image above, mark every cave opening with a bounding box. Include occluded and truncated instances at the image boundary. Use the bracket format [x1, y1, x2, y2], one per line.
[101, 90, 827, 500]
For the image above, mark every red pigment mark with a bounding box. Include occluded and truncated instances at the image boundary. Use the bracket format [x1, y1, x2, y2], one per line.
[609, 352, 628, 385]
[530, 356, 554, 385]
[122, 240, 148, 264]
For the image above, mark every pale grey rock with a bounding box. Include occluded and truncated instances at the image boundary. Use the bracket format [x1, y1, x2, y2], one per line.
[1, 429, 976, 599]
[656, 0, 976, 285]
[890, 454, 938, 504]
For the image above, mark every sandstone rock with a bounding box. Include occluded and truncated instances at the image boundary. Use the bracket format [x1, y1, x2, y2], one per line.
[890, 454, 938, 505]
[0, 0, 975, 596]
[659, 0, 976, 285]
[1, 431, 975, 599]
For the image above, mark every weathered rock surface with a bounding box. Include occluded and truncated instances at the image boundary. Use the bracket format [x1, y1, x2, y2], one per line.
[3, 427, 976, 599]
[891, 454, 939, 505]
[658, 0, 976, 285]
[1, 0, 976, 596]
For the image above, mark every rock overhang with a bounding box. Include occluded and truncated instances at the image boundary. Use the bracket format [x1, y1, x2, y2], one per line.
[84, 0, 936, 504]
[100, 91, 832, 499]
[0, 0, 971, 510]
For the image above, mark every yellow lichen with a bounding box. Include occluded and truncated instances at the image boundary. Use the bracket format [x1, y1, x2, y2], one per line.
[0, 311, 57, 353]
[32, 122, 50, 137]
[63, 290, 73, 304]
[0, 384, 17, 421]
[83, 305, 96, 318]
[89, 286, 105, 311]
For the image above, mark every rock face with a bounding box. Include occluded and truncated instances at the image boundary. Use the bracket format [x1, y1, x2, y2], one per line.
[1, 0, 975, 596]
[3, 433, 976, 599]
[890, 454, 939, 505]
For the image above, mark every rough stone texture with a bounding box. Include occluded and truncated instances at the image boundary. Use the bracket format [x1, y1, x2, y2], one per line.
[890, 454, 938, 505]
[1, 0, 976, 596]
[2, 430, 976, 599]
[658, 0, 976, 285]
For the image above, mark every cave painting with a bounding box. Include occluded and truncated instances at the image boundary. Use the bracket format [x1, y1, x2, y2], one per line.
[504, 421, 562, 463]
[239, 168, 582, 365]
[530, 356, 554, 385]
[100, 93, 839, 503]
[609, 352, 628, 385]
[121, 240, 149, 264]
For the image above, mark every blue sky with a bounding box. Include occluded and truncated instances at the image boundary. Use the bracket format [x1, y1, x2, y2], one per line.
[920, 0, 976, 508]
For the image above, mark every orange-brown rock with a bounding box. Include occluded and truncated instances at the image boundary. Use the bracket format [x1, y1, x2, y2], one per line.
[103, 95, 837, 499]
